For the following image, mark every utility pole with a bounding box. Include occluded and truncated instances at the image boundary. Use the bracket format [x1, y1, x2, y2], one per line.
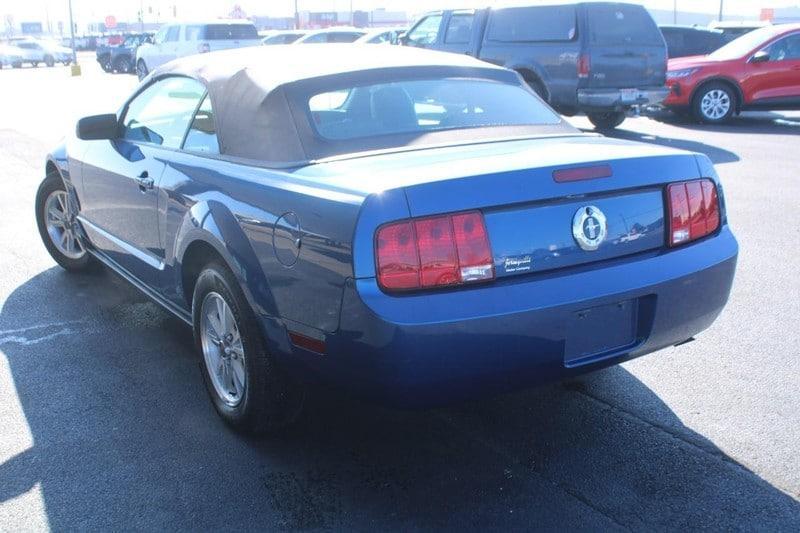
[295, 0, 299, 29]
[673, 0, 677, 24]
[140, 0, 144, 32]
[718, 0, 724, 22]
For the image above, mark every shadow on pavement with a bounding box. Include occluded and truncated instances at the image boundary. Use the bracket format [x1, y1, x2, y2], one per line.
[1, 268, 799, 529]
[649, 109, 800, 136]
[601, 127, 740, 165]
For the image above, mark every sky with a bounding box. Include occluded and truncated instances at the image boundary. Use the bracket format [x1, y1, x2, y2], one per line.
[4, 0, 800, 28]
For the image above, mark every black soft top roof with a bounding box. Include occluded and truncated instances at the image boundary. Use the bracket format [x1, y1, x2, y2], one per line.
[153, 45, 576, 167]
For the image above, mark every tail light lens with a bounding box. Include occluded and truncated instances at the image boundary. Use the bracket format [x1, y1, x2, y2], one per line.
[577, 54, 590, 79]
[667, 179, 720, 246]
[376, 211, 494, 292]
[198, 42, 210, 53]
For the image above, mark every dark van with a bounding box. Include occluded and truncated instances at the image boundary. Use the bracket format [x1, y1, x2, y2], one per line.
[659, 25, 726, 58]
[402, 2, 669, 129]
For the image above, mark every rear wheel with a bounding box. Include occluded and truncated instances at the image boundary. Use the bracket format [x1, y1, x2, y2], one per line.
[587, 111, 626, 130]
[692, 82, 736, 124]
[114, 56, 132, 74]
[35, 173, 93, 272]
[136, 59, 148, 80]
[192, 261, 304, 435]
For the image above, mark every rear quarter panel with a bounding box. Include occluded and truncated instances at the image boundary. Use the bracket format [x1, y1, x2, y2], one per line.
[152, 152, 369, 334]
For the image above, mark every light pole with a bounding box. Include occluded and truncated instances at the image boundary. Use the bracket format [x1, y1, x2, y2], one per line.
[67, 0, 79, 74]
[718, 0, 724, 22]
[673, 0, 677, 24]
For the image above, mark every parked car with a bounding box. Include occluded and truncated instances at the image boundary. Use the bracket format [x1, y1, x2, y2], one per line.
[262, 30, 307, 45]
[709, 20, 771, 42]
[355, 27, 406, 44]
[659, 25, 726, 58]
[12, 39, 72, 67]
[402, 2, 669, 130]
[35, 45, 737, 433]
[0, 44, 24, 68]
[135, 20, 260, 80]
[294, 28, 366, 44]
[96, 33, 153, 73]
[663, 24, 800, 123]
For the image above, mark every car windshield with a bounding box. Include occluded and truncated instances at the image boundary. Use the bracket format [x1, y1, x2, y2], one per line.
[709, 26, 783, 60]
[308, 78, 560, 141]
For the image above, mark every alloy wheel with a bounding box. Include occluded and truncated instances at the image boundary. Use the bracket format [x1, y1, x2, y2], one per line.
[44, 190, 85, 260]
[700, 89, 731, 121]
[200, 292, 247, 407]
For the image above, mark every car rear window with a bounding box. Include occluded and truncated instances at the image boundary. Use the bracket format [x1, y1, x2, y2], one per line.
[308, 78, 560, 141]
[487, 6, 577, 43]
[586, 4, 662, 46]
[201, 24, 258, 40]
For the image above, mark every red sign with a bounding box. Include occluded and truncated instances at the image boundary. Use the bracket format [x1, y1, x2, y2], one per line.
[105, 15, 117, 29]
[760, 8, 774, 21]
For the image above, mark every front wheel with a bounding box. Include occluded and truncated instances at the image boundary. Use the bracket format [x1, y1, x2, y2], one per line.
[587, 111, 626, 130]
[192, 262, 305, 435]
[44, 55, 54, 67]
[35, 174, 93, 272]
[692, 83, 736, 124]
[136, 59, 148, 80]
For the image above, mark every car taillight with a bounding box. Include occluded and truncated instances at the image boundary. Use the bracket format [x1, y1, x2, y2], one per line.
[577, 54, 590, 79]
[376, 211, 494, 292]
[667, 179, 720, 246]
[198, 42, 210, 53]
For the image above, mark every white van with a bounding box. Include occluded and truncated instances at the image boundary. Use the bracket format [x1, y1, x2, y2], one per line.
[136, 20, 260, 79]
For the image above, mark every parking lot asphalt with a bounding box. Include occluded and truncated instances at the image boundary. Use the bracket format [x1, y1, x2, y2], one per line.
[0, 54, 799, 530]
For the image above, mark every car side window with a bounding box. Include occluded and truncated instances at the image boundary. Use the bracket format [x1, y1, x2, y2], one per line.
[302, 33, 327, 44]
[165, 26, 181, 43]
[407, 15, 443, 46]
[153, 26, 168, 44]
[769, 34, 800, 61]
[182, 95, 220, 155]
[121, 77, 206, 149]
[444, 13, 474, 44]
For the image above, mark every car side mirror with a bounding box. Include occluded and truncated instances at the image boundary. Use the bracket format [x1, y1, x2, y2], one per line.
[76, 113, 118, 140]
[750, 50, 770, 63]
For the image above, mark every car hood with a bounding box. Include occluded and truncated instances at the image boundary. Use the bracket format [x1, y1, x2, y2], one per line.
[667, 55, 726, 70]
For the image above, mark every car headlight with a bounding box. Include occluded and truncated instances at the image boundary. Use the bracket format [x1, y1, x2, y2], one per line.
[666, 68, 700, 80]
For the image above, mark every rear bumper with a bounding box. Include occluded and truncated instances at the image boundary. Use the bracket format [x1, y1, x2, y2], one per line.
[280, 228, 737, 407]
[577, 86, 671, 111]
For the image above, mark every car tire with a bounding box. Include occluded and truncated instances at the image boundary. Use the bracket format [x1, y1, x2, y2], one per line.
[692, 82, 736, 124]
[136, 59, 148, 81]
[114, 56, 132, 74]
[192, 261, 305, 435]
[31, 61, 39, 67]
[587, 111, 626, 130]
[35, 173, 94, 272]
[12, 61, 22, 68]
[44, 55, 55, 67]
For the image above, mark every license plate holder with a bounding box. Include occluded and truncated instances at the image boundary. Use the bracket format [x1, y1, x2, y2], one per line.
[564, 299, 638, 366]
[620, 88, 639, 103]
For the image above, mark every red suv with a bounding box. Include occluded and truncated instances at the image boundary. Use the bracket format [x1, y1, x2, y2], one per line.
[664, 24, 800, 123]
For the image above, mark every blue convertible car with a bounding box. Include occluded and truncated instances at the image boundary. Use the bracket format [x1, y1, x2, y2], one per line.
[36, 46, 737, 433]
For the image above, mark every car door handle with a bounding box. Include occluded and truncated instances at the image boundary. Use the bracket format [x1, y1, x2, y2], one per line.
[135, 171, 154, 191]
